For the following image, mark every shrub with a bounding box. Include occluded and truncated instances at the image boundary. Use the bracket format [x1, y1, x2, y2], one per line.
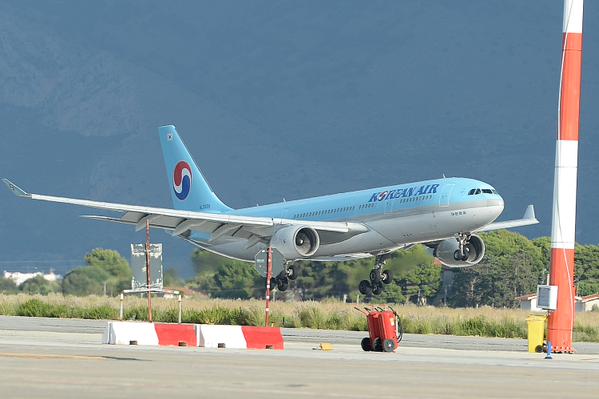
[16, 299, 68, 317]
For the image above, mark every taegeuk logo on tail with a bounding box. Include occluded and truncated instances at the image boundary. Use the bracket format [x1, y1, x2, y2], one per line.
[173, 161, 192, 200]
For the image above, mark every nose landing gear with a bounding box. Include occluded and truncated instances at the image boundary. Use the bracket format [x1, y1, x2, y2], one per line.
[453, 233, 472, 262]
[358, 255, 393, 296]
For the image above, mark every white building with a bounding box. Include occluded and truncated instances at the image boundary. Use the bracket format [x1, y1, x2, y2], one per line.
[3, 271, 61, 286]
[515, 293, 545, 312]
[516, 292, 598, 313]
[576, 294, 599, 312]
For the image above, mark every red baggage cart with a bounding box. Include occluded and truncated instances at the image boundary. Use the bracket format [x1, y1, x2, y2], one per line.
[358, 306, 403, 352]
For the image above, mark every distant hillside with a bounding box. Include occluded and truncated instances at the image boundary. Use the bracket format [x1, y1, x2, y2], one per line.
[0, 1, 598, 276]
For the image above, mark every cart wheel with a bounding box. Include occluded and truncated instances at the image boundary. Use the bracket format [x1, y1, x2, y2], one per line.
[373, 338, 383, 352]
[381, 270, 393, 285]
[535, 344, 544, 353]
[361, 337, 372, 352]
[383, 339, 396, 352]
[359, 280, 372, 295]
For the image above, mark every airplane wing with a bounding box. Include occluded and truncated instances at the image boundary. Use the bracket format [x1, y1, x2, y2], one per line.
[1, 179, 368, 244]
[475, 204, 539, 232]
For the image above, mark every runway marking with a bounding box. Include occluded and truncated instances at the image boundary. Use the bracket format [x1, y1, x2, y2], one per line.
[0, 352, 105, 361]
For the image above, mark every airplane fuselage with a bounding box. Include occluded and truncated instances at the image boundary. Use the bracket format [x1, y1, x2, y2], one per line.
[189, 177, 504, 261]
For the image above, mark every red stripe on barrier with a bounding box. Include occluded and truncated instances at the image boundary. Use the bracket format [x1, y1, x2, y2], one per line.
[241, 326, 284, 350]
[154, 324, 197, 347]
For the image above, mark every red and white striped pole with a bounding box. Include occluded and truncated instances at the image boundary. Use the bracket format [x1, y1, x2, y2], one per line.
[265, 247, 272, 327]
[547, 0, 584, 353]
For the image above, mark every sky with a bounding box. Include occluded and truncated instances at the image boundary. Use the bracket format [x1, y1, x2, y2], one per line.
[0, 1, 597, 277]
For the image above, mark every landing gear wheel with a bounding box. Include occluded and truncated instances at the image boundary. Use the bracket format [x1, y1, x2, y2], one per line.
[369, 270, 381, 283]
[359, 280, 372, 295]
[286, 264, 298, 280]
[381, 270, 393, 285]
[372, 283, 383, 296]
[360, 253, 390, 295]
[383, 339, 396, 352]
[276, 277, 289, 291]
[453, 247, 470, 262]
[361, 337, 372, 352]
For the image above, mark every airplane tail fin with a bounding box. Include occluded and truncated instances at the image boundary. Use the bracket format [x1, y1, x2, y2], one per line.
[158, 125, 232, 213]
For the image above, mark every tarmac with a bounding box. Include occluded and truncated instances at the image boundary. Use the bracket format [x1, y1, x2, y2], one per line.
[0, 315, 598, 398]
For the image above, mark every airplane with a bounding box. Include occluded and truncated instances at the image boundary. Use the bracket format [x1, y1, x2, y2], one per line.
[2, 125, 538, 296]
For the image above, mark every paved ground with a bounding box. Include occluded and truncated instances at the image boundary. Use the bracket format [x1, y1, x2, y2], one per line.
[0, 316, 598, 398]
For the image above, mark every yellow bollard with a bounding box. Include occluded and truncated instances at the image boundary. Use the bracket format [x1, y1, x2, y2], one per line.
[526, 314, 547, 353]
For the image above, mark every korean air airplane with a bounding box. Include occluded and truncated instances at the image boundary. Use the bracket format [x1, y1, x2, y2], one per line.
[2, 125, 538, 296]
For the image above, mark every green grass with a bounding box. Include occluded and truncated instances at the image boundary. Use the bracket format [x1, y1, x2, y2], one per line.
[0, 294, 598, 342]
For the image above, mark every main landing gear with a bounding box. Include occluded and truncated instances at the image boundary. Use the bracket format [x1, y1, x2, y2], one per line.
[359, 255, 393, 296]
[271, 264, 298, 292]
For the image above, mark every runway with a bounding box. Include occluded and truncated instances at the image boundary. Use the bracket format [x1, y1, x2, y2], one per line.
[0, 316, 598, 398]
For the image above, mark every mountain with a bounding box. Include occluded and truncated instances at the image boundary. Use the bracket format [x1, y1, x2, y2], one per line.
[0, 1, 598, 277]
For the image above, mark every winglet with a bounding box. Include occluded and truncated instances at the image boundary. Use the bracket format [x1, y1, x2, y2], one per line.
[1, 178, 31, 198]
[523, 205, 537, 221]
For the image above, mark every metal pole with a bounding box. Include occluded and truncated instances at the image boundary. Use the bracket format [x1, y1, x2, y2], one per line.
[178, 294, 182, 324]
[119, 292, 124, 320]
[265, 247, 273, 327]
[145, 219, 153, 323]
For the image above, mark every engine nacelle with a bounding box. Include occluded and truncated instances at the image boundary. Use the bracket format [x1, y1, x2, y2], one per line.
[433, 234, 485, 268]
[270, 226, 320, 259]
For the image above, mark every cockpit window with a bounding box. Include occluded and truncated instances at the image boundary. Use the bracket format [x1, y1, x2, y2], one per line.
[469, 187, 498, 195]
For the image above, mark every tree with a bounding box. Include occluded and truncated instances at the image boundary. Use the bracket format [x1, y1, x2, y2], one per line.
[0, 278, 18, 294]
[63, 249, 132, 296]
[20, 275, 60, 295]
[164, 268, 184, 288]
[192, 251, 231, 275]
[397, 262, 442, 305]
[190, 260, 261, 299]
[378, 283, 407, 304]
[448, 230, 546, 307]
[575, 244, 599, 296]
[62, 267, 110, 296]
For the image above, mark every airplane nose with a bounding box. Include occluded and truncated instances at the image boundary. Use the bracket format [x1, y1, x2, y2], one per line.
[488, 194, 505, 218]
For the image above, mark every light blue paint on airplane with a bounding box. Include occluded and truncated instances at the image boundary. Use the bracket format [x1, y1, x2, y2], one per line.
[2, 125, 538, 295]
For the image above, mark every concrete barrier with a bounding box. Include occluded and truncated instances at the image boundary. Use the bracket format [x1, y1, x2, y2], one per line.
[104, 321, 159, 345]
[197, 325, 247, 349]
[241, 326, 284, 350]
[104, 322, 285, 350]
[155, 323, 197, 347]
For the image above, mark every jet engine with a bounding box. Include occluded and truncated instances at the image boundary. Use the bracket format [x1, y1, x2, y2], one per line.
[433, 234, 485, 268]
[270, 226, 320, 259]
